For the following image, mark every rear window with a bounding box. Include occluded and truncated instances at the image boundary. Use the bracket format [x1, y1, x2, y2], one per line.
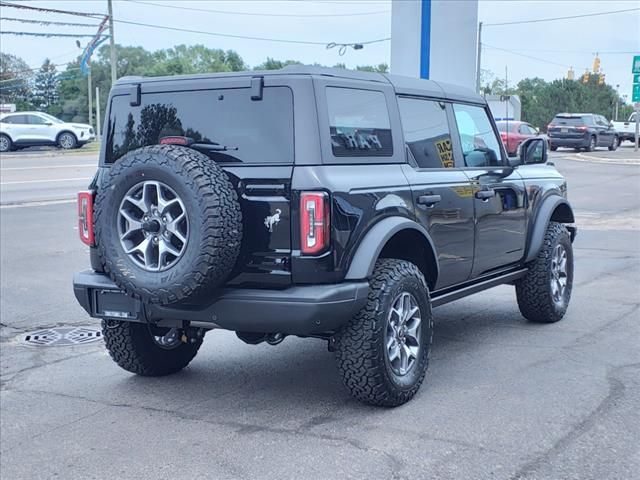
[495, 122, 514, 132]
[105, 86, 294, 164]
[552, 115, 589, 126]
[327, 87, 393, 157]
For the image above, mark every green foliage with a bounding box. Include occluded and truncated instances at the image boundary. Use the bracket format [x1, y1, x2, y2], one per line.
[514, 76, 621, 130]
[0, 52, 33, 109]
[32, 59, 59, 112]
[254, 58, 302, 70]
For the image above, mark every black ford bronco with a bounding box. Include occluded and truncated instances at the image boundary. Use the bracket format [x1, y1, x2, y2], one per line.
[73, 66, 576, 406]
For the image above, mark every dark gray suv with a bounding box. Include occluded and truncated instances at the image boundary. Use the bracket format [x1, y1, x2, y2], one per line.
[548, 113, 619, 152]
[74, 66, 576, 406]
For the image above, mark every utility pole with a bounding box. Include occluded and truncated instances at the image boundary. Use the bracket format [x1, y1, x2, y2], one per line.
[108, 0, 117, 84]
[476, 21, 483, 94]
[615, 84, 620, 121]
[95, 86, 101, 139]
[87, 68, 93, 127]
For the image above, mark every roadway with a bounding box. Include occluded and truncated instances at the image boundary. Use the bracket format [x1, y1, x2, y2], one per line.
[1, 146, 639, 479]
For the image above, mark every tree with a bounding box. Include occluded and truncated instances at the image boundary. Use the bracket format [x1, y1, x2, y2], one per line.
[254, 58, 302, 70]
[32, 59, 59, 112]
[0, 53, 33, 110]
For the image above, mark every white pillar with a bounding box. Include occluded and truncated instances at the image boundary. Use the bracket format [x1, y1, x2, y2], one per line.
[391, 0, 478, 89]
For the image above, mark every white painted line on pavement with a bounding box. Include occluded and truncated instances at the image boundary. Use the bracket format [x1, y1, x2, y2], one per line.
[1, 164, 96, 171]
[0, 199, 76, 209]
[0, 177, 91, 185]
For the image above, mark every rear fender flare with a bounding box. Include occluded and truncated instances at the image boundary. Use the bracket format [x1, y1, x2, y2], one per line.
[345, 217, 439, 281]
[525, 196, 576, 263]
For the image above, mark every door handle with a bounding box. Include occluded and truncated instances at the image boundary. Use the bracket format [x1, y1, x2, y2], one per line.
[475, 189, 495, 201]
[417, 194, 441, 207]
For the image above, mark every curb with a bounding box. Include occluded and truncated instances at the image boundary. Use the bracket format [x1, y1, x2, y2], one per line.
[568, 153, 640, 165]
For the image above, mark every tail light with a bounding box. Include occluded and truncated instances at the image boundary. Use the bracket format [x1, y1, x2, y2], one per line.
[576, 126, 588, 132]
[300, 191, 330, 255]
[78, 190, 95, 246]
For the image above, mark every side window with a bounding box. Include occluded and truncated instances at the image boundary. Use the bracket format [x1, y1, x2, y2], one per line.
[524, 124, 537, 135]
[326, 87, 393, 157]
[397, 97, 453, 168]
[5, 115, 27, 124]
[518, 124, 529, 135]
[27, 115, 47, 125]
[453, 104, 503, 167]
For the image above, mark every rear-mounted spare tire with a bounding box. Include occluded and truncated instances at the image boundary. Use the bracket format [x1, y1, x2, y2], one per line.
[95, 145, 242, 305]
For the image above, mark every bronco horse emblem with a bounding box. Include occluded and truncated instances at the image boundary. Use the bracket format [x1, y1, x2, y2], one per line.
[264, 209, 282, 232]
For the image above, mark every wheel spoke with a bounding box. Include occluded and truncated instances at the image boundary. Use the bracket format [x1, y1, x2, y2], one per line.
[404, 318, 421, 343]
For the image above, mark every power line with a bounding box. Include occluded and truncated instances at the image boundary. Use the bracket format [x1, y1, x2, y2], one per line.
[0, 1, 104, 18]
[112, 17, 389, 47]
[127, 0, 390, 17]
[0, 31, 108, 38]
[483, 43, 570, 69]
[484, 8, 640, 27]
[0, 17, 101, 27]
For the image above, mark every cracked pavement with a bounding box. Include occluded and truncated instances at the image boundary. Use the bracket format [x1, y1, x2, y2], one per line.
[1, 150, 639, 479]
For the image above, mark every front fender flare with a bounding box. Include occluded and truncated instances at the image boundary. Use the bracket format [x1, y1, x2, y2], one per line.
[525, 196, 576, 263]
[345, 216, 439, 281]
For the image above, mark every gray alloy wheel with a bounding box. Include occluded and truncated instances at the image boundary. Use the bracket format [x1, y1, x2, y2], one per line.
[385, 292, 422, 376]
[587, 136, 596, 152]
[58, 132, 76, 149]
[0, 135, 11, 152]
[117, 180, 188, 272]
[550, 244, 568, 307]
[609, 136, 618, 151]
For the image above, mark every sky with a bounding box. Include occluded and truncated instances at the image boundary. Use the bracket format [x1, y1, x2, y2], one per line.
[1, 0, 639, 105]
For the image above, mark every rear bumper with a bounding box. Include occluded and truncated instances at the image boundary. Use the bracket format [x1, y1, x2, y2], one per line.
[73, 270, 369, 335]
[548, 137, 589, 148]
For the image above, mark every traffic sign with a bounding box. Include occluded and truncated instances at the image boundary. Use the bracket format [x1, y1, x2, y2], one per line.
[634, 74, 640, 84]
[634, 55, 640, 74]
[634, 84, 640, 103]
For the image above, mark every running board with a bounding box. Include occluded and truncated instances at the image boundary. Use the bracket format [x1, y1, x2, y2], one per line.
[431, 268, 528, 308]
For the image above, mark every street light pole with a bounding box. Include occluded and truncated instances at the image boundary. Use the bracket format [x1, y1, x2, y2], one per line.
[615, 84, 620, 121]
[476, 21, 483, 94]
[87, 68, 93, 127]
[107, 0, 117, 85]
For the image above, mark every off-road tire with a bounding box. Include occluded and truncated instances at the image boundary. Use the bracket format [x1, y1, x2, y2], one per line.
[549, 145, 557, 152]
[95, 145, 242, 305]
[608, 136, 619, 151]
[57, 132, 77, 149]
[102, 320, 202, 376]
[335, 259, 434, 407]
[0, 134, 12, 153]
[516, 222, 573, 323]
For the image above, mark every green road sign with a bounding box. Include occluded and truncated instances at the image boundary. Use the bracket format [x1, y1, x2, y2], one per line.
[634, 84, 640, 103]
[635, 74, 640, 84]
[634, 55, 640, 74]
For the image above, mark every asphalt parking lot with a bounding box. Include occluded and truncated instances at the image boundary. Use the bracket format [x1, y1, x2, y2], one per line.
[1, 145, 639, 479]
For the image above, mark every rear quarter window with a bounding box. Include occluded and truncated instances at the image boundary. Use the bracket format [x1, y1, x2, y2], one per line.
[105, 86, 294, 164]
[326, 87, 393, 157]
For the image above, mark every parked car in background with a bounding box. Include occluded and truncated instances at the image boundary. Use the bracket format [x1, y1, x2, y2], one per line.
[0, 111, 95, 152]
[611, 112, 637, 143]
[547, 113, 618, 152]
[496, 120, 546, 156]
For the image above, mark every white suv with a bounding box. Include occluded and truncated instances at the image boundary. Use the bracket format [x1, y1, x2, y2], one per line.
[0, 111, 95, 152]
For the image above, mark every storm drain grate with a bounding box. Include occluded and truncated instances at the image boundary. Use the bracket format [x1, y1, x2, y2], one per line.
[23, 326, 102, 347]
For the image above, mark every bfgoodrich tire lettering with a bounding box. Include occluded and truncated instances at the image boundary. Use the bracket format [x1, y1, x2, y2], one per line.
[102, 320, 202, 376]
[335, 259, 434, 407]
[95, 145, 242, 305]
[516, 222, 573, 323]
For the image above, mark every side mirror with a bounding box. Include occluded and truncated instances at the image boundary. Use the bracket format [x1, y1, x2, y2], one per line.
[519, 137, 547, 165]
[535, 128, 541, 135]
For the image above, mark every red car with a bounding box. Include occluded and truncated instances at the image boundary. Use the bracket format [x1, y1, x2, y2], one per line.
[496, 120, 545, 156]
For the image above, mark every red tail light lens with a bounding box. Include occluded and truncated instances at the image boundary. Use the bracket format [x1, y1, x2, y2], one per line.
[547, 124, 555, 130]
[576, 126, 588, 132]
[78, 190, 95, 246]
[300, 192, 329, 255]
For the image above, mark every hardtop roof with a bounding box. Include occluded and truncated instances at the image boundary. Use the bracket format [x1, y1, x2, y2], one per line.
[115, 65, 484, 104]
